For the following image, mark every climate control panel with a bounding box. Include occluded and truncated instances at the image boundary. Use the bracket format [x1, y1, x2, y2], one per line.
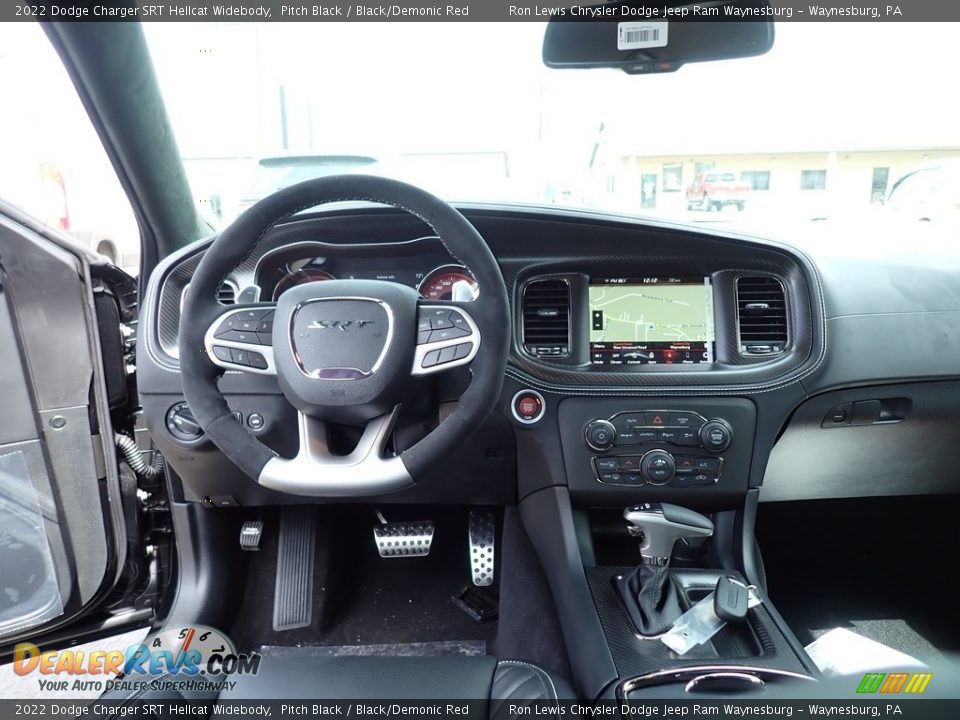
[584, 411, 732, 487]
[593, 451, 722, 488]
[560, 399, 754, 504]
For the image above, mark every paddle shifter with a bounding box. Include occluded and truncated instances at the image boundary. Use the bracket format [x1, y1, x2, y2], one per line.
[617, 502, 714, 636]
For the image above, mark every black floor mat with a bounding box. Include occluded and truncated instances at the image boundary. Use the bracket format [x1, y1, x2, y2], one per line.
[230, 507, 498, 652]
[756, 495, 960, 663]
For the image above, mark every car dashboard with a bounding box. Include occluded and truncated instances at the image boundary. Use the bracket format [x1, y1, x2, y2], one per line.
[137, 203, 960, 509]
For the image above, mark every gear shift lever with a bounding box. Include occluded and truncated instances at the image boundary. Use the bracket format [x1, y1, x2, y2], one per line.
[624, 502, 714, 565]
[617, 503, 714, 636]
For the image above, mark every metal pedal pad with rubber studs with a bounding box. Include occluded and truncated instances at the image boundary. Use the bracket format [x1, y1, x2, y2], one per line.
[468, 511, 496, 586]
[373, 512, 434, 558]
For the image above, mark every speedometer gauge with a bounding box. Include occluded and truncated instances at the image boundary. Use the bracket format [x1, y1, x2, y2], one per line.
[272, 268, 335, 299]
[418, 264, 479, 301]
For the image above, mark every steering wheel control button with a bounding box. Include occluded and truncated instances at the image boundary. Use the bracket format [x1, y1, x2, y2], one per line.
[641, 449, 676, 485]
[214, 316, 240, 336]
[412, 305, 481, 376]
[429, 326, 471, 343]
[699, 419, 734, 452]
[247, 413, 265, 430]
[230, 348, 251, 366]
[425, 308, 454, 329]
[248, 352, 268, 370]
[212, 345, 232, 362]
[585, 419, 617, 451]
[512, 390, 546, 425]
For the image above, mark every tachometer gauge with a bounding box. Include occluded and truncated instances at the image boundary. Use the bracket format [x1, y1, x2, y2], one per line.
[418, 264, 478, 301]
[272, 268, 335, 299]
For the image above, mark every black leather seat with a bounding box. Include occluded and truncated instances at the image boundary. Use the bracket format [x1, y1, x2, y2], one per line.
[104, 655, 574, 717]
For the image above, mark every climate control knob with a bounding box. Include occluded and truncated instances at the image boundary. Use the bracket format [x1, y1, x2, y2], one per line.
[641, 450, 676, 485]
[585, 419, 617, 451]
[699, 419, 733, 452]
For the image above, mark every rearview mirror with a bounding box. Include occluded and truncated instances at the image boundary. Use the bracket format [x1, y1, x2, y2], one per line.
[543, 1, 775, 74]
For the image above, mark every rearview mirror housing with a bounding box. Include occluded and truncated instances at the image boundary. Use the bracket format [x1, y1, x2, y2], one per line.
[543, 1, 775, 74]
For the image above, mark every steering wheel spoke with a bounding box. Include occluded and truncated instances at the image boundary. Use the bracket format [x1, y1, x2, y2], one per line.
[412, 300, 481, 376]
[258, 406, 412, 496]
[203, 303, 278, 375]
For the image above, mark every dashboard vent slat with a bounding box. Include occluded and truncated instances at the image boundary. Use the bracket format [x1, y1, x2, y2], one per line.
[736, 276, 787, 355]
[217, 281, 237, 305]
[522, 278, 570, 358]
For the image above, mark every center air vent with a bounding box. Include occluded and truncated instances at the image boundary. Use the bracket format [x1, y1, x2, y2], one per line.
[522, 278, 570, 358]
[736, 276, 787, 355]
[217, 281, 237, 305]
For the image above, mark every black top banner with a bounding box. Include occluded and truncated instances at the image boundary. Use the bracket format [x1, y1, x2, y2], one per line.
[4, 0, 949, 22]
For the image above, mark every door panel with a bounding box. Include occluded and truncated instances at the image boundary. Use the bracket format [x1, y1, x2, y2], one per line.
[0, 212, 127, 643]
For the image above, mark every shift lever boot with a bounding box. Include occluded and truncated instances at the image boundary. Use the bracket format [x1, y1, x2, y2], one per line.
[616, 502, 714, 636]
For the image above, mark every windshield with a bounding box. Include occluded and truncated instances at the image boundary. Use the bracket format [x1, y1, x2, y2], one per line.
[144, 22, 960, 230]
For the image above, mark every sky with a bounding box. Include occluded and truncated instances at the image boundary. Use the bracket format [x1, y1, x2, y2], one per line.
[141, 22, 960, 160]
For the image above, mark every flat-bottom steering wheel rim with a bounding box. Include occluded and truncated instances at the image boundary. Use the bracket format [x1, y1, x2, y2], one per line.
[178, 175, 510, 497]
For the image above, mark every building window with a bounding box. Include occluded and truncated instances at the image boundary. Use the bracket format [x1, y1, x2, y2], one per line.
[695, 161, 715, 175]
[662, 163, 683, 192]
[741, 171, 770, 191]
[871, 167, 890, 203]
[801, 170, 827, 191]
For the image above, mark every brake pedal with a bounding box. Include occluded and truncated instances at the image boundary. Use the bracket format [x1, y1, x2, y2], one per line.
[273, 508, 315, 631]
[373, 511, 434, 558]
[469, 511, 496, 586]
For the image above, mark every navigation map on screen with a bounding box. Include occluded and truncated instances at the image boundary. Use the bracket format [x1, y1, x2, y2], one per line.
[588, 277, 714, 365]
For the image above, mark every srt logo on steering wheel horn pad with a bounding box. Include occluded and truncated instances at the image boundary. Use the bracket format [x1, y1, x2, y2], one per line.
[307, 319, 375, 331]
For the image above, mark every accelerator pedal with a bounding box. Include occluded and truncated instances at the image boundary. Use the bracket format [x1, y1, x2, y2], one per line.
[273, 508, 316, 631]
[373, 511, 434, 558]
[468, 511, 496, 587]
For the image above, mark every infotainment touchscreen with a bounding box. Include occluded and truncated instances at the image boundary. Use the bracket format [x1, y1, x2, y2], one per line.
[588, 277, 715, 366]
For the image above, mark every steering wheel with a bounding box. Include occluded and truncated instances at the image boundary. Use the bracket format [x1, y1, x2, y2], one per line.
[179, 176, 510, 497]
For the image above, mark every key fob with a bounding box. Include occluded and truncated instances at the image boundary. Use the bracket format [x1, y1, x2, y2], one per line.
[714, 576, 750, 622]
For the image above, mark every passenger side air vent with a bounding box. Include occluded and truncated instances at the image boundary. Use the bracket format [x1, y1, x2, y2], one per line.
[736, 276, 787, 355]
[217, 281, 237, 305]
[522, 278, 570, 358]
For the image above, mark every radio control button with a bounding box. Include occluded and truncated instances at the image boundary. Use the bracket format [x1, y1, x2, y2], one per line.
[585, 420, 617, 451]
[676, 430, 700, 446]
[700, 419, 733, 452]
[669, 412, 702, 428]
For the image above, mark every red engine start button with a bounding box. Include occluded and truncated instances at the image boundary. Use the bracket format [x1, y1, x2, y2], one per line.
[512, 390, 546, 424]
